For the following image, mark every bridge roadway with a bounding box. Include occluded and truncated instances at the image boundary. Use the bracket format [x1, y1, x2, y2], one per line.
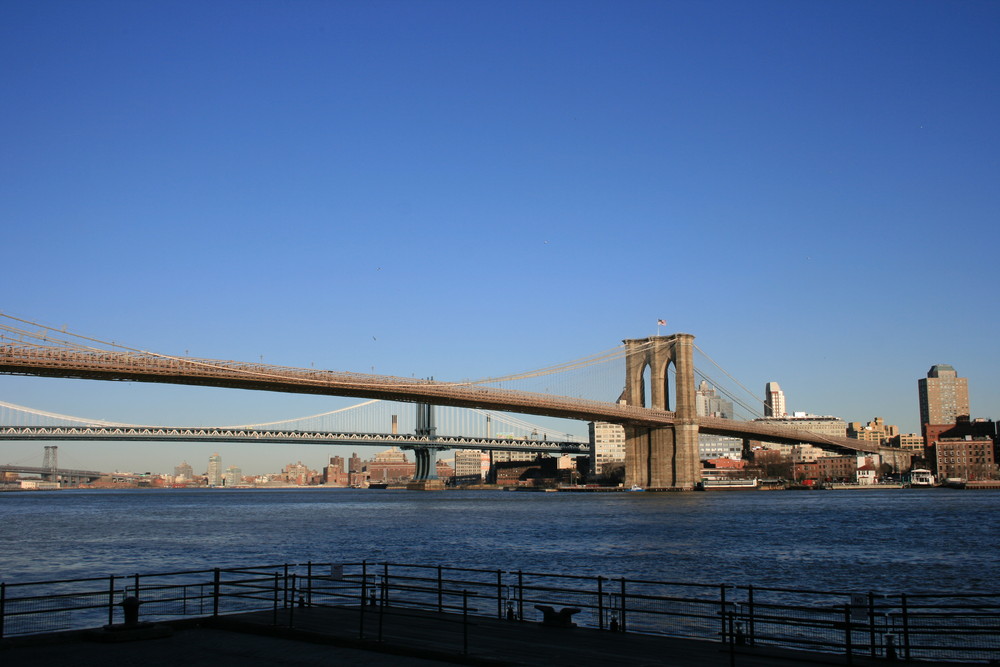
[0, 344, 888, 456]
[0, 426, 587, 454]
[0, 464, 102, 482]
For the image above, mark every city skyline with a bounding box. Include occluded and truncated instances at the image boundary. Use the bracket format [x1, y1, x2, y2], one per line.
[2, 2, 997, 473]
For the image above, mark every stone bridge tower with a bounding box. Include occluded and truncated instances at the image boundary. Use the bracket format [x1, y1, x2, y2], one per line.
[622, 334, 700, 490]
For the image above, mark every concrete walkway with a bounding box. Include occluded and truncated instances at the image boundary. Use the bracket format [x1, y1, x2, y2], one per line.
[0, 604, 967, 666]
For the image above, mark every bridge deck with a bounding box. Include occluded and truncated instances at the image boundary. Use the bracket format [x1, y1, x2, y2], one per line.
[0, 345, 898, 456]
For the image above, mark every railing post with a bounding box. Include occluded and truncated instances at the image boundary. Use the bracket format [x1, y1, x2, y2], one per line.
[377, 575, 385, 643]
[307, 561, 313, 607]
[437, 565, 443, 613]
[358, 571, 366, 640]
[383, 563, 390, 607]
[496, 570, 503, 620]
[517, 570, 524, 621]
[108, 574, 116, 626]
[719, 584, 727, 643]
[597, 576, 604, 630]
[283, 564, 290, 609]
[868, 591, 876, 658]
[844, 604, 853, 666]
[212, 569, 221, 617]
[728, 609, 736, 667]
[133, 572, 140, 599]
[901, 594, 911, 662]
[620, 578, 627, 633]
[747, 584, 755, 645]
[361, 560, 368, 607]
[463, 590, 469, 655]
[272, 573, 280, 626]
[289, 573, 297, 628]
[1, 581, 6, 639]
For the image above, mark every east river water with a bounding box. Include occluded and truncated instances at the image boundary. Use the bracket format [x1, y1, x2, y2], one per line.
[2, 488, 998, 595]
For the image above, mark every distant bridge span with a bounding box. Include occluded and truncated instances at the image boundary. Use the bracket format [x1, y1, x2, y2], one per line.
[0, 426, 587, 454]
[0, 344, 886, 458]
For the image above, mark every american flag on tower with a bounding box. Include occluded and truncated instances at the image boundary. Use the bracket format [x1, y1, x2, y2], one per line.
[657, 319, 666, 326]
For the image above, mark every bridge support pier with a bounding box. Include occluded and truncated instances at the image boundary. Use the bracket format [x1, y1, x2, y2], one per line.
[623, 334, 700, 490]
[407, 446, 446, 490]
[407, 403, 447, 490]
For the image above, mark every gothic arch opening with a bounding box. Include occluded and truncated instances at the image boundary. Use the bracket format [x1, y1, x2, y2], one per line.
[640, 362, 651, 409]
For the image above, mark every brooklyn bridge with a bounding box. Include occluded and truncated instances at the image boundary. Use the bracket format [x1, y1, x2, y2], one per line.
[0, 313, 905, 490]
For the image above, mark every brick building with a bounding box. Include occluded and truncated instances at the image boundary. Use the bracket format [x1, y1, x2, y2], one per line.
[929, 437, 999, 481]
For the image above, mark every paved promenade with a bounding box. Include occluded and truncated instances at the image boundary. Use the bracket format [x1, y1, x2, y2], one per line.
[0, 604, 968, 666]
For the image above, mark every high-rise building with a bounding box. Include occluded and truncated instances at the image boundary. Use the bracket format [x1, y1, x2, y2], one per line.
[174, 461, 194, 481]
[224, 466, 242, 487]
[589, 421, 626, 473]
[696, 381, 733, 418]
[207, 453, 223, 487]
[764, 382, 786, 418]
[695, 381, 741, 460]
[918, 364, 969, 427]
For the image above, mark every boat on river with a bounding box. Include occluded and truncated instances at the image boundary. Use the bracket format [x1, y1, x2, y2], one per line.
[696, 478, 759, 490]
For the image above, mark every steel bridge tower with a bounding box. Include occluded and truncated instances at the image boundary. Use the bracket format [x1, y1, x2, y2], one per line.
[622, 334, 700, 490]
[42, 445, 58, 482]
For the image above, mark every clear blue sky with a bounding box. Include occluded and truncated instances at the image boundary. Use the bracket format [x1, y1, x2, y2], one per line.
[2, 1, 998, 475]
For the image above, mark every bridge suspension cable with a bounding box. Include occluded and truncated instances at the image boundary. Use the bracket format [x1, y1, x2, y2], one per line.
[0, 311, 645, 397]
[0, 399, 129, 427]
[693, 344, 770, 415]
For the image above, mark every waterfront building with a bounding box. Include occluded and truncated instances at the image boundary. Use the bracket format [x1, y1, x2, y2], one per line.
[891, 433, 925, 454]
[924, 418, 996, 450]
[324, 456, 348, 486]
[699, 434, 743, 461]
[281, 461, 313, 486]
[918, 364, 969, 428]
[930, 437, 999, 481]
[223, 466, 242, 487]
[847, 417, 899, 445]
[491, 439, 538, 464]
[856, 463, 877, 485]
[173, 461, 194, 482]
[764, 382, 786, 418]
[589, 421, 626, 473]
[494, 455, 557, 487]
[751, 413, 848, 454]
[454, 449, 490, 482]
[815, 455, 879, 483]
[790, 444, 826, 463]
[207, 453, 223, 487]
[365, 447, 415, 484]
[347, 452, 365, 487]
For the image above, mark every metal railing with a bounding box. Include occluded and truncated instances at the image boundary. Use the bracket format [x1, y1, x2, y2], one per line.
[2, 562, 998, 663]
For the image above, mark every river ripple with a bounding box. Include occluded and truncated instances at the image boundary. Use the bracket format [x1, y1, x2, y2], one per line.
[1, 488, 997, 594]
